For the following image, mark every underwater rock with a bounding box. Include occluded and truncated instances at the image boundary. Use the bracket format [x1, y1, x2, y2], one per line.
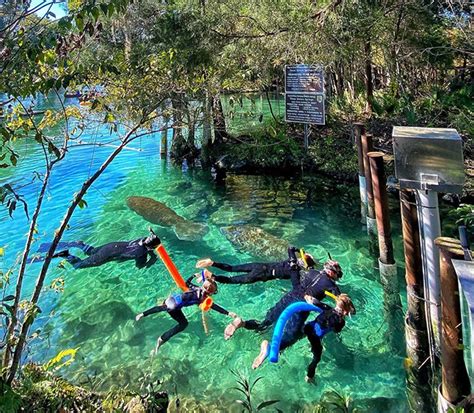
[220, 225, 289, 261]
[126, 196, 208, 241]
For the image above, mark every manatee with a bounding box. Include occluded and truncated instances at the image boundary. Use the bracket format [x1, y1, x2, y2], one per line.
[126, 196, 208, 241]
[220, 225, 290, 261]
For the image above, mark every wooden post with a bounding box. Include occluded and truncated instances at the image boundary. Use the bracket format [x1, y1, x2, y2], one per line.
[400, 190, 433, 411]
[368, 151, 403, 352]
[434, 237, 471, 406]
[368, 152, 394, 265]
[354, 123, 367, 224]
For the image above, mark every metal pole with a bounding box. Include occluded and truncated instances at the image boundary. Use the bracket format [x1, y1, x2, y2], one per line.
[361, 132, 377, 250]
[400, 190, 433, 412]
[354, 123, 367, 224]
[434, 237, 471, 410]
[416, 190, 442, 350]
[361, 133, 375, 219]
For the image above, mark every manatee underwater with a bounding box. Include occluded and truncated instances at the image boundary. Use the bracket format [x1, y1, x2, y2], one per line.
[220, 225, 290, 261]
[126, 196, 208, 241]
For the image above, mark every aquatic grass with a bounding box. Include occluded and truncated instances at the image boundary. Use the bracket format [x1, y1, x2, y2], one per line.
[230, 369, 279, 412]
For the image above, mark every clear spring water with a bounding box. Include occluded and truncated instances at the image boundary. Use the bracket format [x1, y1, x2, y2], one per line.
[1, 94, 408, 412]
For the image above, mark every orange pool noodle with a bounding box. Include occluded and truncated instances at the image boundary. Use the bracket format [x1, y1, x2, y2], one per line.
[156, 245, 189, 292]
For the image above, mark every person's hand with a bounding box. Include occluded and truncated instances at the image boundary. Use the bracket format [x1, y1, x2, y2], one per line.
[228, 312, 238, 318]
[203, 268, 214, 280]
[135, 313, 144, 322]
[196, 258, 213, 268]
[304, 294, 316, 305]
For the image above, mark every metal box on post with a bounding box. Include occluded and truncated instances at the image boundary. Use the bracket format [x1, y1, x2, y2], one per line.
[392, 127, 464, 193]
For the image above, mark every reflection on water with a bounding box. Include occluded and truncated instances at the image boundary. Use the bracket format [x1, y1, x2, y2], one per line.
[1, 95, 408, 411]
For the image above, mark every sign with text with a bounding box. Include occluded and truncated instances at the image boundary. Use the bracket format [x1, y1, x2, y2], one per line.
[285, 65, 324, 94]
[285, 93, 325, 124]
[285, 64, 325, 125]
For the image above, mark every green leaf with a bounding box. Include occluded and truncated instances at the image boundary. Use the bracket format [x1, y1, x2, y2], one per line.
[9, 153, 17, 166]
[4, 304, 14, 315]
[78, 199, 88, 209]
[107, 3, 115, 17]
[76, 15, 84, 31]
[257, 400, 279, 410]
[91, 6, 100, 21]
[2, 295, 15, 302]
[44, 348, 79, 371]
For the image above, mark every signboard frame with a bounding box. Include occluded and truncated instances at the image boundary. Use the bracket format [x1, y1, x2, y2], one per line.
[284, 64, 325, 126]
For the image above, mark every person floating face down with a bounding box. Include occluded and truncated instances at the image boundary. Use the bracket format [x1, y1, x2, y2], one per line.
[252, 294, 356, 383]
[222, 258, 344, 339]
[196, 246, 316, 288]
[30, 231, 161, 269]
[135, 271, 239, 352]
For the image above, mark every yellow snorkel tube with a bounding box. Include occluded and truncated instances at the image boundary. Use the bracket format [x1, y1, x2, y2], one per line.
[299, 248, 309, 269]
[324, 290, 338, 301]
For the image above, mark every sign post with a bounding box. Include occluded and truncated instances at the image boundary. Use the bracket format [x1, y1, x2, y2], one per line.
[285, 64, 325, 150]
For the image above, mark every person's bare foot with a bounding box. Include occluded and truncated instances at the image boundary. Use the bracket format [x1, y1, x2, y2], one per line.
[224, 317, 243, 340]
[252, 340, 269, 369]
[196, 258, 213, 268]
[151, 337, 164, 356]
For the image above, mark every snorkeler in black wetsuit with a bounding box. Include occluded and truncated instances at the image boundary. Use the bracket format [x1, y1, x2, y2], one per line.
[32, 231, 161, 269]
[223, 259, 344, 341]
[136, 275, 239, 351]
[196, 247, 316, 286]
[252, 294, 356, 382]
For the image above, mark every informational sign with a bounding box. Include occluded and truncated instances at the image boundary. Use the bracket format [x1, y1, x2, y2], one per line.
[285, 94, 325, 124]
[285, 64, 325, 125]
[285, 65, 324, 94]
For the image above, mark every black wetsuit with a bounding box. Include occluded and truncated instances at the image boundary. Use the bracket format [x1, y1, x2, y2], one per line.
[212, 247, 302, 285]
[241, 269, 341, 345]
[303, 306, 345, 379]
[141, 277, 230, 345]
[37, 238, 157, 269]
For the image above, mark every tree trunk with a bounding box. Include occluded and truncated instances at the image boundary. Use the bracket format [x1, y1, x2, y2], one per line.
[212, 93, 227, 144]
[6, 123, 145, 384]
[365, 40, 374, 116]
[2, 167, 52, 372]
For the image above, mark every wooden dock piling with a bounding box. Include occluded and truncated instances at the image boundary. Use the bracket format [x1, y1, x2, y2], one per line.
[434, 237, 471, 407]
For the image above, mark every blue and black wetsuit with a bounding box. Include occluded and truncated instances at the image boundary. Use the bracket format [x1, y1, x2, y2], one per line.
[240, 269, 341, 345]
[304, 306, 345, 379]
[212, 247, 303, 287]
[140, 277, 230, 346]
[35, 238, 158, 269]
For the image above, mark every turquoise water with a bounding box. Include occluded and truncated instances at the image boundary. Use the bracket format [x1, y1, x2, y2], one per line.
[1, 94, 408, 411]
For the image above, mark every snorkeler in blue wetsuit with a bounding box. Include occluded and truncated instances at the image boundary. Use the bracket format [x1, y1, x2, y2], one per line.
[135, 274, 239, 351]
[222, 258, 344, 340]
[31, 232, 161, 269]
[252, 294, 356, 382]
